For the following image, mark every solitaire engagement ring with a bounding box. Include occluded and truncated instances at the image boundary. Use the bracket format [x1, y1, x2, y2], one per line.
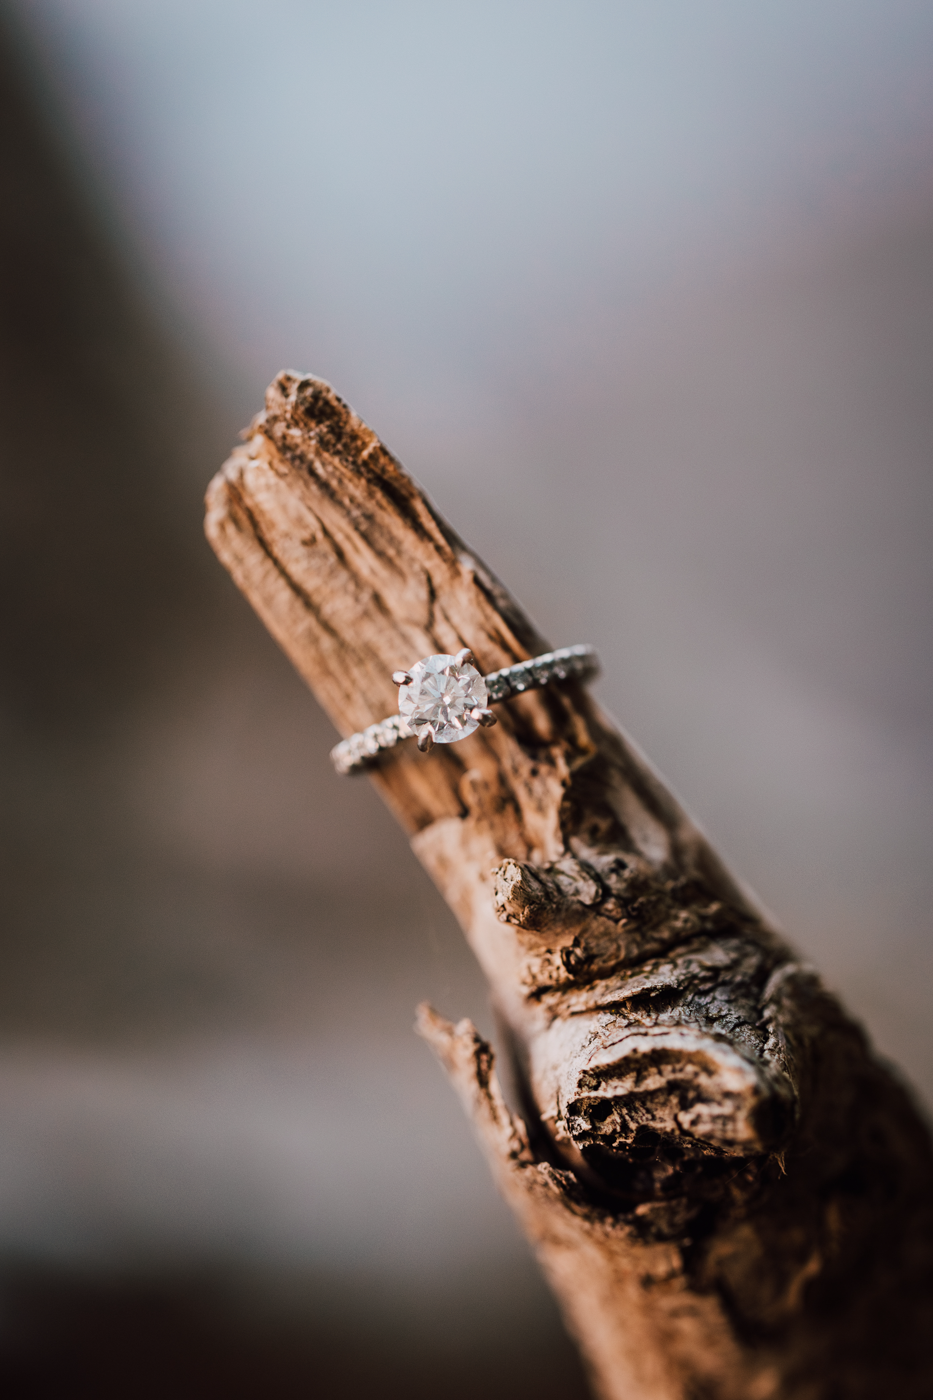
[331, 644, 599, 776]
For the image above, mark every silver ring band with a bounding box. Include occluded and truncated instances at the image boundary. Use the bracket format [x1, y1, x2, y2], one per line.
[331, 644, 598, 775]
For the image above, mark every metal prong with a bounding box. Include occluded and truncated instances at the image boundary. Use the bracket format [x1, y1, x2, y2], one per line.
[417, 726, 436, 753]
[392, 671, 413, 687]
[454, 648, 475, 667]
[472, 707, 497, 727]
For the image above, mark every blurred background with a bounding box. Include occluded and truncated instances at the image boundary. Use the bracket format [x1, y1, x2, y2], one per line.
[1, 1, 932, 1394]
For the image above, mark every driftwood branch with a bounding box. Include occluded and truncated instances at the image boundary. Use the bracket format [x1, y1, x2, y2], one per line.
[205, 372, 933, 1399]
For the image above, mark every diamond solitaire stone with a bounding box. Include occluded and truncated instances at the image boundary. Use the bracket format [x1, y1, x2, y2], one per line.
[398, 654, 488, 744]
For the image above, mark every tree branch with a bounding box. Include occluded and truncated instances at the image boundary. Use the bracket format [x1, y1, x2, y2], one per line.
[205, 371, 933, 1399]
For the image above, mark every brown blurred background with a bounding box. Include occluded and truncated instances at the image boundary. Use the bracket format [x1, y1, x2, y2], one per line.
[1, 2, 932, 1395]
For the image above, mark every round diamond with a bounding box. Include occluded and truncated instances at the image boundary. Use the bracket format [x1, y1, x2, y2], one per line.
[398, 654, 488, 744]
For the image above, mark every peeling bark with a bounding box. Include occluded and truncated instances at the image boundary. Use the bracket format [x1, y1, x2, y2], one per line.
[205, 371, 933, 1398]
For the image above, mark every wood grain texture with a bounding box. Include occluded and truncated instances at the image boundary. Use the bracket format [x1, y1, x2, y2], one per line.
[206, 371, 933, 1399]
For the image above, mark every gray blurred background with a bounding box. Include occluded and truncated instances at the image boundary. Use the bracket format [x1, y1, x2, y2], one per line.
[1, 1, 932, 1394]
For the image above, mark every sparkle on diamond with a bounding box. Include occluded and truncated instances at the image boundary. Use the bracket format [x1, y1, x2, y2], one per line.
[398, 654, 487, 743]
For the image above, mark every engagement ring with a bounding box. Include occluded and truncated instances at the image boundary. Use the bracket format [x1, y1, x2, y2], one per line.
[331, 644, 598, 775]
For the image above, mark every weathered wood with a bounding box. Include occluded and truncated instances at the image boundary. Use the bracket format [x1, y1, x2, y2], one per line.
[205, 371, 933, 1399]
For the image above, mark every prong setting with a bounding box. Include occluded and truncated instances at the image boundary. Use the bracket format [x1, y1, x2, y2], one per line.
[472, 707, 497, 727]
[417, 725, 436, 753]
[392, 670, 413, 687]
[454, 648, 475, 667]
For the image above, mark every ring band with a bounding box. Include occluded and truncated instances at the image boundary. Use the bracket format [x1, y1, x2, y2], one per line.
[331, 644, 599, 775]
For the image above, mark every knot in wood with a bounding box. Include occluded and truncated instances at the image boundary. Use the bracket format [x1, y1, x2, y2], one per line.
[493, 859, 562, 931]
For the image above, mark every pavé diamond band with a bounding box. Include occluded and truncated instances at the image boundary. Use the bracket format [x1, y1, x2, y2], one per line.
[331, 644, 599, 776]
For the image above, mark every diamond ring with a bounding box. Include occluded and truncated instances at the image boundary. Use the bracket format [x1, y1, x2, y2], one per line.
[330, 644, 599, 775]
